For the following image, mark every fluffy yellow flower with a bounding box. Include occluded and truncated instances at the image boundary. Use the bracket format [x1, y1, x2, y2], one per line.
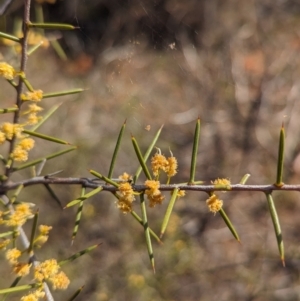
[21, 90, 43, 102]
[35, 224, 52, 247]
[22, 104, 43, 114]
[34, 259, 70, 290]
[151, 149, 178, 179]
[206, 194, 223, 214]
[50, 271, 70, 290]
[212, 178, 231, 189]
[27, 113, 41, 125]
[119, 172, 132, 182]
[117, 182, 135, 213]
[167, 156, 178, 177]
[21, 290, 45, 301]
[1, 122, 23, 140]
[11, 138, 34, 162]
[21, 293, 39, 301]
[177, 190, 185, 197]
[1, 122, 14, 139]
[34, 235, 49, 247]
[6, 248, 21, 264]
[0, 62, 16, 80]
[145, 180, 165, 207]
[34, 259, 60, 282]
[118, 182, 135, 202]
[13, 262, 32, 277]
[16, 203, 33, 215]
[145, 180, 160, 192]
[116, 199, 132, 213]
[151, 153, 169, 177]
[4, 203, 34, 227]
[18, 138, 35, 151]
[39, 225, 52, 235]
[11, 146, 28, 162]
[148, 193, 165, 208]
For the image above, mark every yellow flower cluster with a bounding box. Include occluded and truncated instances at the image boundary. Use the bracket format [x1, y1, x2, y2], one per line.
[13, 262, 32, 277]
[34, 225, 52, 247]
[21, 90, 44, 126]
[167, 156, 178, 177]
[0, 62, 43, 163]
[206, 194, 223, 214]
[5, 248, 21, 264]
[212, 178, 231, 189]
[144, 149, 180, 207]
[151, 153, 168, 177]
[117, 182, 135, 213]
[151, 150, 178, 178]
[21, 90, 43, 102]
[22, 103, 44, 125]
[27, 114, 41, 125]
[5, 248, 32, 277]
[12, 137, 35, 162]
[39, 224, 52, 235]
[0, 121, 36, 162]
[145, 180, 165, 207]
[0, 203, 34, 227]
[21, 290, 45, 301]
[2, 224, 63, 295]
[0, 62, 16, 80]
[177, 190, 186, 197]
[119, 172, 132, 182]
[34, 259, 70, 290]
[0, 122, 23, 142]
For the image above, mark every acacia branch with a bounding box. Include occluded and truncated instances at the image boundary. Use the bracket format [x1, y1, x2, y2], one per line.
[2, 176, 300, 193]
[5, 0, 32, 178]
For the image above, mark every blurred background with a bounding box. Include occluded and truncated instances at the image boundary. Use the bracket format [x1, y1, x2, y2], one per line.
[1, 0, 300, 300]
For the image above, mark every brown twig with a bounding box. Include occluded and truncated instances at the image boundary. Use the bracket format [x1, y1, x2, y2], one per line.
[1, 177, 300, 194]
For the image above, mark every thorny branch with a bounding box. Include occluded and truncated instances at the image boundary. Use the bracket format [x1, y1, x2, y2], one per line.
[6, 0, 31, 177]
[2, 176, 300, 194]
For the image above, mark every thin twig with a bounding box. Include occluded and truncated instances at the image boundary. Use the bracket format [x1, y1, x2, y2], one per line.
[2, 177, 300, 193]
